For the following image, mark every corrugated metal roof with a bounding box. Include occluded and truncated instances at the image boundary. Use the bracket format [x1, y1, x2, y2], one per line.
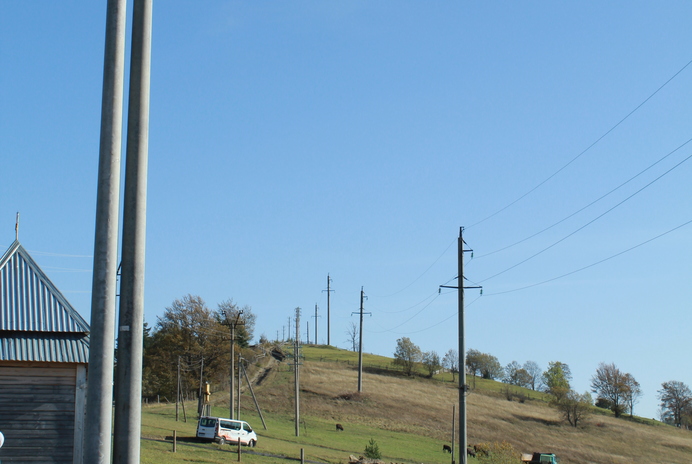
[0, 332, 90, 363]
[0, 240, 90, 363]
[0, 240, 89, 333]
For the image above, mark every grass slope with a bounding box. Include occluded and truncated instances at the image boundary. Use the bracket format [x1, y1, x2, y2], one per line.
[140, 345, 692, 464]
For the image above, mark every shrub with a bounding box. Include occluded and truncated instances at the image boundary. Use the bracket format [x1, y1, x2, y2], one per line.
[364, 438, 381, 460]
[476, 441, 522, 464]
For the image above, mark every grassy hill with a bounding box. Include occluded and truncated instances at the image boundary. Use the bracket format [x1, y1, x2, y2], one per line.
[140, 345, 692, 464]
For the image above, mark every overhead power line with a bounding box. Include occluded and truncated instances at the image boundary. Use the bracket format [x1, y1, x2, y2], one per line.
[468, 57, 692, 230]
[485, 218, 692, 296]
[477, 136, 692, 259]
[479, 146, 692, 283]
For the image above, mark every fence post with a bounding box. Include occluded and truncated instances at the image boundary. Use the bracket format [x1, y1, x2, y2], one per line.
[237, 439, 242, 461]
[173, 430, 177, 453]
[301, 448, 305, 464]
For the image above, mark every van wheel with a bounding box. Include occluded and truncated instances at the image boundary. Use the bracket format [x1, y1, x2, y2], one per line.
[249, 440, 256, 448]
[218, 437, 226, 445]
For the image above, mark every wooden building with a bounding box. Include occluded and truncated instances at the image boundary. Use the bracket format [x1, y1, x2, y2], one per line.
[0, 240, 89, 464]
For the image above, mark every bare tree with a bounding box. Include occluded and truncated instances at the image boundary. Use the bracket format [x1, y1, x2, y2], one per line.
[556, 390, 592, 427]
[442, 349, 459, 382]
[345, 321, 359, 352]
[523, 360, 542, 391]
[422, 351, 441, 378]
[623, 373, 642, 418]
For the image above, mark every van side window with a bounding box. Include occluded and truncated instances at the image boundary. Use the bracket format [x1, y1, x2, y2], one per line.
[243, 423, 252, 432]
[220, 421, 233, 429]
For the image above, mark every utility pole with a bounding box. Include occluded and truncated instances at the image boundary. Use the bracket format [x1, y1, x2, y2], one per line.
[176, 356, 180, 421]
[323, 274, 334, 345]
[84, 0, 126, 462]
[439, 227, 481, 464]
[352, 287, 370, 392]
[313, 303, 319, 345]
[294, 307, 301, 436]
[197, 357, 204, 417]
[237, 354, 242, 419]
[224, 310, 244, 419]
[113, 0, 153, 462]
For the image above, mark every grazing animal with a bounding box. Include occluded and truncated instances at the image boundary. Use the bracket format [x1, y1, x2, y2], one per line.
[336, 423, 344, 432]
[467, 447, 476, 458]
[442, 444, 452, 453]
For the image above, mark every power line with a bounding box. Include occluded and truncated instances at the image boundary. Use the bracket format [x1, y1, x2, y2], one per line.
[468, 57, 692, 230]
[485, 218, 692, 296]
[476, 136, 692, 259]
[478, 146, 692, 283]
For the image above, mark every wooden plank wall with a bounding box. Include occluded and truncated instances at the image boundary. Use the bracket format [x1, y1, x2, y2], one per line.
[0, 365, 76, 463]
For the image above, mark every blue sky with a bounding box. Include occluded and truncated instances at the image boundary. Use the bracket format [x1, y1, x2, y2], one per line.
[2, 2, 691, 420]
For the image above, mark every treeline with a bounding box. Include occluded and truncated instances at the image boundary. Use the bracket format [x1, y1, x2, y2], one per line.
[392, 337, 692, 428]
[140, 294, 258, 402]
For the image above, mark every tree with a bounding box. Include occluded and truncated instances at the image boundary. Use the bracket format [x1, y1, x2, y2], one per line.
[479, 353, 503, 380]
[504, 361, 531, 387]
[590, 362, 630, 417]
[144, 295, 228, 399]
[623, 373, 642, 418]
[442, 349, 459, 382]
[523, 360, 542, 391]
[393, 337, 422, 376]
[467, 349, 503, 380]
[658, 380, 692, 426]
[217, 299, 256, 347]
[542, 361, 572, 401]
[466, 349, 483, 377]
[345, 322, 359, 352]
[555, 390, 592, 427]
[422, 351, 441, 378]
[364, 438, 381, 460]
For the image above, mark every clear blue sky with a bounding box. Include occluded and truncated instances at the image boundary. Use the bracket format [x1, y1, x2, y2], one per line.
[2, 2, 691, 420]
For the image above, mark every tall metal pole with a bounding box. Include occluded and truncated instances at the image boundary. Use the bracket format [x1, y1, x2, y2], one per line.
[357, 287, 365, 392]
[83, 0, 126, 461]
[113, 0, 152, 462]
[314, 304, 318, 345]
[458, 227, 467, 464]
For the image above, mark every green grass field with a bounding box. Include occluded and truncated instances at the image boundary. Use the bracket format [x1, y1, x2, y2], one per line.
[137, 345, 692, 464]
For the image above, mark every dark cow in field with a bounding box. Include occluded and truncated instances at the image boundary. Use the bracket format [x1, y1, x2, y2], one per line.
[336, 423, 344, 432]
[442, 444, 451, 453]
[467, 447, 476, 458]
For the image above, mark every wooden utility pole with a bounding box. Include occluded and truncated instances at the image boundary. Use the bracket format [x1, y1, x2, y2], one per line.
[314, 303, 319, 345]
[176, 356, 180, 421]
[294, 307, 301, 436]
[224, 310, 244, 419]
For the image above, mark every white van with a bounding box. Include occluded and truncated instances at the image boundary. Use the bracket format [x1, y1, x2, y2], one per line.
[196, 416, 258, 447]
